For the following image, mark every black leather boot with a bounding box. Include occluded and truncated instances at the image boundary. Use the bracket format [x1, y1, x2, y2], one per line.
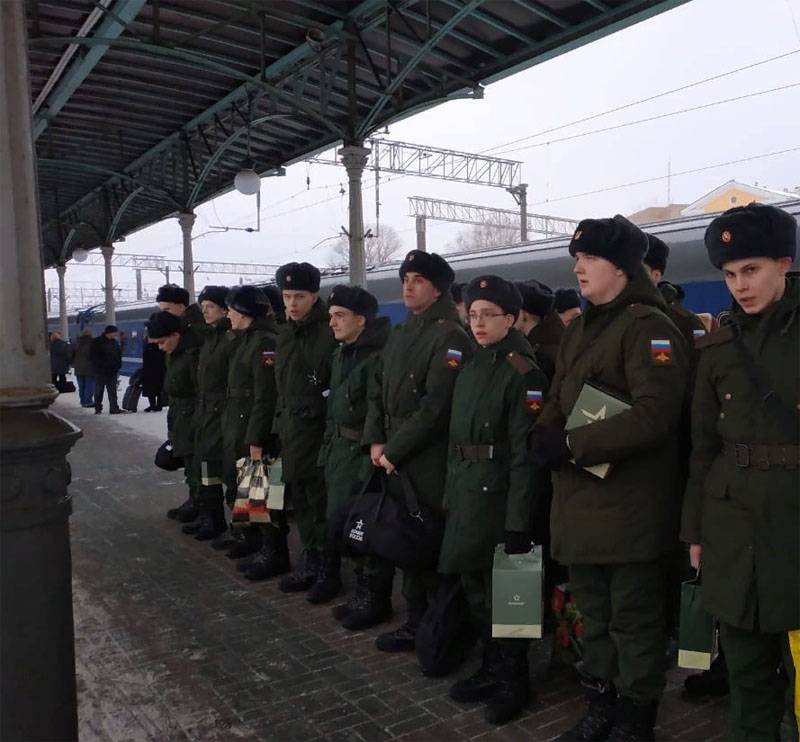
[211, 530, 240, 551]
[244, 526, 291, 581]
[556, 679, 617, 741]
[181, 516, 203, 535]
[306, 552, 342, 604]
[226, 525, 262, 559]
[375, 602, 426, 653]
[332, 568, 365, 622]
[167, 496, 196, 521]
[450, 639, 503, 703]
[195, 500, 226, 541]
[606, 697, 658, 742]
[340, 573, 393, 631]
[278, 549, 320, 593]
[484, 640, 531, 725]
[682, 650, 728, 701]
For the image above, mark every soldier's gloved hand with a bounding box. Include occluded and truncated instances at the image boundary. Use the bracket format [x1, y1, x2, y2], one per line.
[504, 531, 532, 555]
[528, 425, 570, 469]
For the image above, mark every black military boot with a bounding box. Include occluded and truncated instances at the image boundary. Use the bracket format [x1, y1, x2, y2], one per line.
[682, 651, 728, 701]
[278, 549, 320, 592]
[375, 602, 426, 653]
[181, 516, 204, 535]
[332, 568, 365, 622]
[195, 500, 227, 541]
[167, 496, 196, 521]
[244, 526, 291, 581]
[306, 551, 342, 604]
[340, 573, 393, 631]
[556, 680, 617, 741]
[450, 639, 503, 703]
[606, 697, 658, 742]
[226, 525, 262, 559]
[211, 529, 240, 551]
[484, 640, 531, 725]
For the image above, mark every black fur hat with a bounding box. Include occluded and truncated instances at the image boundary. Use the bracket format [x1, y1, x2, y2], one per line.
[262, 284, 284, 316]
[276, 262, 321, 292]
[705, 202, 797, 269]
[450, 282, 465, 304]
[327, 284, 379, 319]
[554, 288, 581, 313]
[399, 250, 455, 294]
[145, 311, 181, 339]
[644, 234, 670, 273]
[516, 280, 555, 318]
[464, 275, 522, 320]
[226, 285, 270, 318]
[197, 285, 229, 308]
[568, 214, 648, 276]
[156, 283, 190, 306]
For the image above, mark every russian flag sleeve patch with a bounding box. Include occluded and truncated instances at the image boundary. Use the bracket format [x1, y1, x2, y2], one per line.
[445, 348, 463, 369]
[650, 338, 673, 365]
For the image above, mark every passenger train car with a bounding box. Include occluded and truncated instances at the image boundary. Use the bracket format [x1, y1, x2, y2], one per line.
[49, 201, 800, 376]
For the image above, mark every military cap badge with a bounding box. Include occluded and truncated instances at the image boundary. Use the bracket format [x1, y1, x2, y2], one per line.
[721, 230, 732, 243]
[479, 279, 488, 288]
[573, 229, 582, 240]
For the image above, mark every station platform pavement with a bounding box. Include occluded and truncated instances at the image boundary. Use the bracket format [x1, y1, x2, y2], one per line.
[53, 386, 726, 742]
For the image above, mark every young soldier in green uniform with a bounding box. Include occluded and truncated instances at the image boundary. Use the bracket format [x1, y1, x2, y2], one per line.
[364, 249, 472, 652]
[530, 215, 689, 742]
[441, 275, 547, 725]
[514, 280, 563, 381]
[157, 283, 206, 522]
[146, 311, 201, 522]
[272, 262, 336, 594]
[681, 202, 798, 742]
[183, 286, 232, 542]
[214, 285, 284, 572]
[322, 285, 393, 617]
[554, 287, 582, 327]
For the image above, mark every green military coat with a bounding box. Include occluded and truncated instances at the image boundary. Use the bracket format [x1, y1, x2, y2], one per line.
[320, 317, 391, 518]
[222, 315, 279, 473]
[194, 317, 234, 461]
[538, 268, 689, 565]
[680, 278, 799, 633]
[363, 295, 472, 510]
[438, 329, 548, 574]
[526, 311, 564, 382]
[164, 335, 200, 457]
[272, 299, 336, 482]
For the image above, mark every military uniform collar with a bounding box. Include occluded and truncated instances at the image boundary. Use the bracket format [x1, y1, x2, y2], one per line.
[476, 328, 532, 364]
[408, 294, 460, 326]
[343, 316, 391, 352]
[584, 266, 666, 322]
[290, 298, 328, 331]
[732, 276, 799, 332]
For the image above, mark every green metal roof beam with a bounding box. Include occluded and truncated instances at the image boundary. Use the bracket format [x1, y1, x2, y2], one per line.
[397, 7, 503, 59]
[32, 0, 147, 141]
[583, 0, 611, 11]
[510, 0, 571, 29]
[439, 0, 536, 46]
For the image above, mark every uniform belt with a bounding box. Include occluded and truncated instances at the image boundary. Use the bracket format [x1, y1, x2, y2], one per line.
[228, 389, 252, 399]
[724, 442, 799, 470]
[335, 424, 362, 442]
[455, 444, 496, 461]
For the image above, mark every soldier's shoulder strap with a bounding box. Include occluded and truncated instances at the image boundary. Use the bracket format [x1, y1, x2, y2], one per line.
[505, 351, 534, 375]
[694, 324, 735, 350]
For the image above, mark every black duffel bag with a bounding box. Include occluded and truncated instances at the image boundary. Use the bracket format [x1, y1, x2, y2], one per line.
[341, 468, 444, 572]
[154, 440, 184, 471]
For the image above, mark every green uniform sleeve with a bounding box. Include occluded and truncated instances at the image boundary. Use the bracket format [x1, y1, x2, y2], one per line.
[537, 332, 568, 429]
[504, 366, 547, 533]
[246, 337, 277, 448]
[362, 349, 387, 445]
[383, 329, 471, 466]
[567, 316, 689, 466]
[680, 352, 721, 544]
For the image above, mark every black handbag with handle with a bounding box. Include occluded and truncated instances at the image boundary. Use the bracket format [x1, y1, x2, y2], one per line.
[341, 468, 444, 572]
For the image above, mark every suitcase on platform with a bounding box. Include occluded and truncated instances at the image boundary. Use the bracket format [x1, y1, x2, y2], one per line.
[122, 382, 141, 412]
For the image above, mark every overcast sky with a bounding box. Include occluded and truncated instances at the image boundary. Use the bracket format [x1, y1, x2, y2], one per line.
[47, 0, 800, 300]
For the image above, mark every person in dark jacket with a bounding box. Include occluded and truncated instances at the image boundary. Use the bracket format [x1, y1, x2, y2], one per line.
[531, 215, 689, 741]
[157, 283, 207, 345]
[141, 338, 166, 411]
[49, 331, 73, 391]
[681, 202, 798, 742]
[72, 328, 95, 406]
[441, 275, 547, 725]
[90, 325, 123, 414]
[554, 287, 582, 327]
[514, 280, 563, 381]
[364, 250, 472, 653]
[322, 285, 393, 622]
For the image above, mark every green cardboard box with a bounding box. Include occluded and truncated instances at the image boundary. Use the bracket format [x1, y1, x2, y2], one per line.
[678, 577, 717, 670]
[491, 544, 543, 639]
[565, 382, 631, 479]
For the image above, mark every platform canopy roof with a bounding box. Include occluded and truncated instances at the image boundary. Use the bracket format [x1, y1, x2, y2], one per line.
[29, 0, 687, 266]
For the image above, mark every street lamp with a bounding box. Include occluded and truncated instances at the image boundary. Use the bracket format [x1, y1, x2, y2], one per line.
[71, 248, 88, 262]
[234, 168, 260, 195]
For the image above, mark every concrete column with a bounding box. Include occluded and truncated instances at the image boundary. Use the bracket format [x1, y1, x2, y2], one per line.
[56, 264, 69, 338]
[101, 243, 115, 325]
[178, 211, 196, 302]
[338, 144, 370, 288]
[0, 3, 81, 740]
[415, 215, 427, 252]
[135, 268, 142, 300]
[518, 183, 528, 242]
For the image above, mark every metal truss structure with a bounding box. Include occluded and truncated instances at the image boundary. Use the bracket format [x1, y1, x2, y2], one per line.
[29, 0, 689, 267]
[77, 252, 279, 278]
[408, 196, 579, 239]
